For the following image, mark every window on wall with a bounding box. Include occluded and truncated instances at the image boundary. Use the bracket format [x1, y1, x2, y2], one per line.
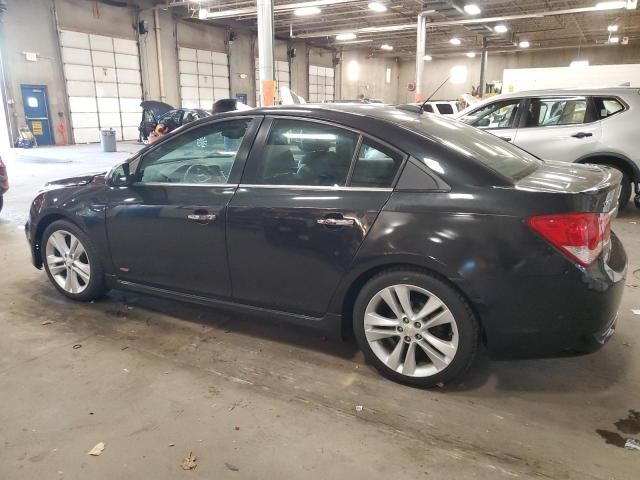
[178, 47, 230, 110]
[308, 65, 335, 103]
[254, 59, 290, 107]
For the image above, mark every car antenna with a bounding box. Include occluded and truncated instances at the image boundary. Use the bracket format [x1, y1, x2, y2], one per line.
[420, 76, 450, 112]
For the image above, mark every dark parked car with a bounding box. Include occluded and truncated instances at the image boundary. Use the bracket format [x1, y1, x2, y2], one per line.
[139, 101, 210, 142]
[26, 104, 626, 387]
[0, 156, 8, 213]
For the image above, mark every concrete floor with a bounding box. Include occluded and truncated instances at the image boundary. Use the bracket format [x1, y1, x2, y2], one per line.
[1, 143, 639, 479]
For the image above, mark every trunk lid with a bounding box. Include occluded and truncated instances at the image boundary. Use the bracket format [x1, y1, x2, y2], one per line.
[516, 160, 621, 213]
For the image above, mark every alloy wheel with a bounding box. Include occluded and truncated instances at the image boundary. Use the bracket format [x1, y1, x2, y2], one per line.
[45, 230, 91, 294]
[364, 284, 459, 377]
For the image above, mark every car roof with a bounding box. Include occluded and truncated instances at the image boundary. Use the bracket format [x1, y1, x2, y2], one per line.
[487, 86, 639, 99]
[215, 103, 432, 125]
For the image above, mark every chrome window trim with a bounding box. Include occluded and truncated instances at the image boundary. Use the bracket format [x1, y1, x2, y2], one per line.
[238, 183, 393, 192]
[132, 182, 236, 188]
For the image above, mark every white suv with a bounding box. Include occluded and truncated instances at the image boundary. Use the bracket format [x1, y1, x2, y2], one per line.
[456, 87, 640, 209]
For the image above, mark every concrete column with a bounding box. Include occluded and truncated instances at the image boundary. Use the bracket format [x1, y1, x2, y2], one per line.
[479, 37, 488, 97]
[415, 13, 427, 102]
[153, 8, 166, 102]
[256, 0, 275, 106]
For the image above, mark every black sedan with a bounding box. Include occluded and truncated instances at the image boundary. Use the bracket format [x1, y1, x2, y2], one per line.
[26, 104, 627, 387]
[139, 101, 210, 142]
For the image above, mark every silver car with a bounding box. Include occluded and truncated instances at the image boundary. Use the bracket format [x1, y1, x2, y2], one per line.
[455, 87, 639, 209]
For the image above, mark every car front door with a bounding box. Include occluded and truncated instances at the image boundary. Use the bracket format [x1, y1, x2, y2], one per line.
[512, 96, 602, 162]
[458, 98, 523, 142]
[106, 117, 261, 298]
[226, 117, 406, 317]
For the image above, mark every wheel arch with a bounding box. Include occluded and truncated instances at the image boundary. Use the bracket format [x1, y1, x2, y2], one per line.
[32, 212, 82, 267]
[574, 153, 639, 185]
[336, 261, 486, 344]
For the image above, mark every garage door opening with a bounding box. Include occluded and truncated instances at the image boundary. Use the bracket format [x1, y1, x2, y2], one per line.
[59, 29, 142, 144]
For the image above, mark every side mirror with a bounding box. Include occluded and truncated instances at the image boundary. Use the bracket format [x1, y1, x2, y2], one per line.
[110, 163, 132, 187]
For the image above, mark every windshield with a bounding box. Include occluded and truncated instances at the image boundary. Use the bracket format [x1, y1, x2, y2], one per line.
[397, 111, 542, 181]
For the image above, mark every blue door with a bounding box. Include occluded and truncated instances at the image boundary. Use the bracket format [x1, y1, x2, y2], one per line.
[21, 85, 54, 146]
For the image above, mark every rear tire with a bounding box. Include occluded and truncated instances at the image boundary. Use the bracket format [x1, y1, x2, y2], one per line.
[353, 268, 479, 388]
[42, 220, 106, 301]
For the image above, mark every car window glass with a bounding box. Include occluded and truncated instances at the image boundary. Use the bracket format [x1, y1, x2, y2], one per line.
[143, 111, 155, 123]
[524, 97, 588, 127]
[137, 119, 252, 185]
[436, 103, 454, 115]
[254, 119, 358, 187]
[423, 104, 434, 113]
[459, 99, 520, 129]
[350, 140, 403, 188]
[594, 97, 624, 119]
[404, 114, 541, 181]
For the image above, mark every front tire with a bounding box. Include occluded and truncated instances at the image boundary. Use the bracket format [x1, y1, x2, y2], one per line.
[42, 220, 106, 301]
[353, 269, 479, 387]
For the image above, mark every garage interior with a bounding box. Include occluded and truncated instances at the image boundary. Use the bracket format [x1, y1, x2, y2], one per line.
[1, 0, 640, 479]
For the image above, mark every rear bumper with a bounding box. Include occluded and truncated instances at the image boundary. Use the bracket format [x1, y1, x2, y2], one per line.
[483, 232, 627, 356]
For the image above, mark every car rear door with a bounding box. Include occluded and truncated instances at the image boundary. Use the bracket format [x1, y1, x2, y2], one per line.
[226, 117, 406, 317]
[457, 97, 523, 142]
[105, 116, 261, 298]
[512, 96, 602, 162]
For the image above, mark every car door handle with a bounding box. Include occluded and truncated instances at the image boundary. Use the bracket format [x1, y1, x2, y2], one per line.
[187, 213, 217, 222]
[498, 136, 512, 142]
[571, 132, 593, 139]
[317, 217, 355, 227]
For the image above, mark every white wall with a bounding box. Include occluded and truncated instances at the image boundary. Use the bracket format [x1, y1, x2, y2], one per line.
[396, 45, 640, 102]
[339, 50, 400, 103]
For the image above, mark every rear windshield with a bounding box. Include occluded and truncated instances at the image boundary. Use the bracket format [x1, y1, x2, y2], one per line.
[401, 112, 542, 181]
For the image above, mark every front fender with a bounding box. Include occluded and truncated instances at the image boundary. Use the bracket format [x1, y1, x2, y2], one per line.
[28, 184, 110, 271]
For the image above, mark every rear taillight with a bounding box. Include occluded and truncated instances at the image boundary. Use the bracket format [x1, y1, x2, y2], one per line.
[528, 212, 611, 267]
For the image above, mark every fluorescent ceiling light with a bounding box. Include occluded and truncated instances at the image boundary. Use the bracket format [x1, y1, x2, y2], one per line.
[424, 54, 433, 61]
[336, 32, 356, 40]
[449, 37, 461, 45]
[380, 44, 393, 50]
[294, 6, 321, 16]
[608, 24, 619, 32]
[450, 65, 468, 84]
[519, 40, 530, 48]
[493, 24, 508, 33]
[594, 1, 626, 10]
[570, 60, 589, 67]
[463, 4, 481, 15]
[609, 35, 620, 43]
[466, 52, 476, 58]
[368, 2, 387, 12]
